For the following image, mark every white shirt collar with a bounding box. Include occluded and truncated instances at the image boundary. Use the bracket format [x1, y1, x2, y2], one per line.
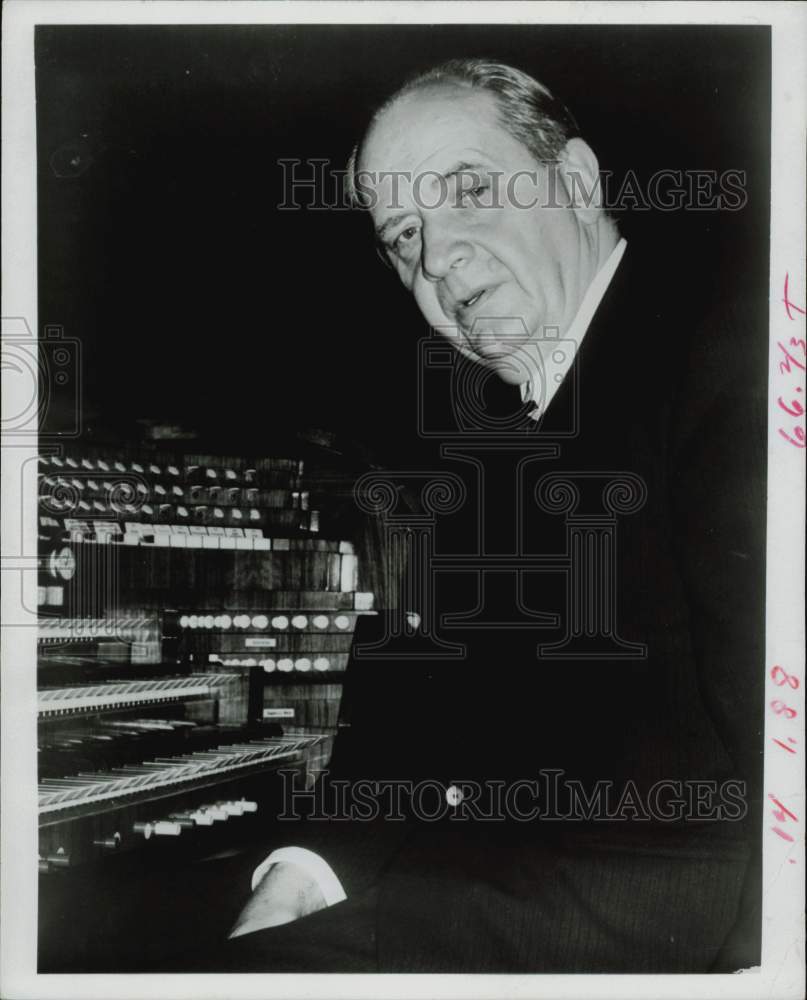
[521, 237, 627, 410]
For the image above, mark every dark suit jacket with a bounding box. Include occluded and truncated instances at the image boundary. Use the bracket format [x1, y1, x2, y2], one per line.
[223, 242, 767, 972]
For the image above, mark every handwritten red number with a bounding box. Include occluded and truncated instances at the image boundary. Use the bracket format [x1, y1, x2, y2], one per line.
[778, 342, 806, 376]
[771, 699, 797, 719]
[769, 795, 798, 823]
[778, 395, 805, 417]
[771, 665, 800, 689]
[778, 425, 806, 448]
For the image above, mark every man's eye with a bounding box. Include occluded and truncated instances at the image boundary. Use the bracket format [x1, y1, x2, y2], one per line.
[396, 226, 420, 245]
[390, 225, 421, 254]
[460, 183, 489, 204]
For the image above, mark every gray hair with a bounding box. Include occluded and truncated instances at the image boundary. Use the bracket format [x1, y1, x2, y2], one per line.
[345, 58, 580, 206]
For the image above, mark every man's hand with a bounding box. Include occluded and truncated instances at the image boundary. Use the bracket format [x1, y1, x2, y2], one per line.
[228, 861, 328, 938]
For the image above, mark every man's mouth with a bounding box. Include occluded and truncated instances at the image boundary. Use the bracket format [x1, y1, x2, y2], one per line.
[456, 285, 496, 317]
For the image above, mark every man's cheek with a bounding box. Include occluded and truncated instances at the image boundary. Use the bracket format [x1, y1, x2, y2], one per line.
[398, 262, 417, 291]
[413, 285, 447, 326]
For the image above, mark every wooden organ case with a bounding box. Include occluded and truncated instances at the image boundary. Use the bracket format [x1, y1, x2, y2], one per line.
[36, 443, 378, 971]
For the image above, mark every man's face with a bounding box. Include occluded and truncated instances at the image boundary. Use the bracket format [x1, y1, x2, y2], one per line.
[359, 85, 606, 384]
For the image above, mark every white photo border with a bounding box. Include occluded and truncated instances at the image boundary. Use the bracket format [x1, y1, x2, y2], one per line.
[2, 3, 804, 999]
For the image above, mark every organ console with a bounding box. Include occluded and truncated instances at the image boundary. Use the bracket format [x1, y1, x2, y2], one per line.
[36, 439, 379, 970]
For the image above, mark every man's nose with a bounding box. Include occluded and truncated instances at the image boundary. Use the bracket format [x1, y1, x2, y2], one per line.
[420, 224, 472, 282]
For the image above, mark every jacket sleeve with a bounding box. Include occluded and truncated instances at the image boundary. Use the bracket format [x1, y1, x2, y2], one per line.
[241, 611, 417, 900]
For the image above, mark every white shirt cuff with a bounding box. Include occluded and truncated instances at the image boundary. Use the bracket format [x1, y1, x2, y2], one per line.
[250, 846, 347, 906]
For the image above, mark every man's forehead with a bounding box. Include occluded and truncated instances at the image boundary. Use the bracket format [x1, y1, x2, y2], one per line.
[360, 85, 505, 180]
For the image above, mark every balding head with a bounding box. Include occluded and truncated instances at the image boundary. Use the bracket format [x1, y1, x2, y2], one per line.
[347, 60, 617, 384]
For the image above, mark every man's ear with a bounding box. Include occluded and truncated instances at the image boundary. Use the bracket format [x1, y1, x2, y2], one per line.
[558, 137, 603, 224]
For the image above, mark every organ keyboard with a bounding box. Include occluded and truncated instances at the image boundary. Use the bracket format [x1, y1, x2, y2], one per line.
[37, 664, 320, 868]
[39, 736, 312, 815]
[37, 441, 380, 898]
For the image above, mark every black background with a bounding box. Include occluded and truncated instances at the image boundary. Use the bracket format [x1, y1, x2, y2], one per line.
[36, 24, 771, 464]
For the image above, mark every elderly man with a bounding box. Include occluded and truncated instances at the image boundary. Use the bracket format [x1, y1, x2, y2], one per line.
[214, 59, 765, 974]
[351, 60, 619, 397]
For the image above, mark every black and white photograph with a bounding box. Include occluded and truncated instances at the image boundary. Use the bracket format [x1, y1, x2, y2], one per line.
[1, 2, 804, 997]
